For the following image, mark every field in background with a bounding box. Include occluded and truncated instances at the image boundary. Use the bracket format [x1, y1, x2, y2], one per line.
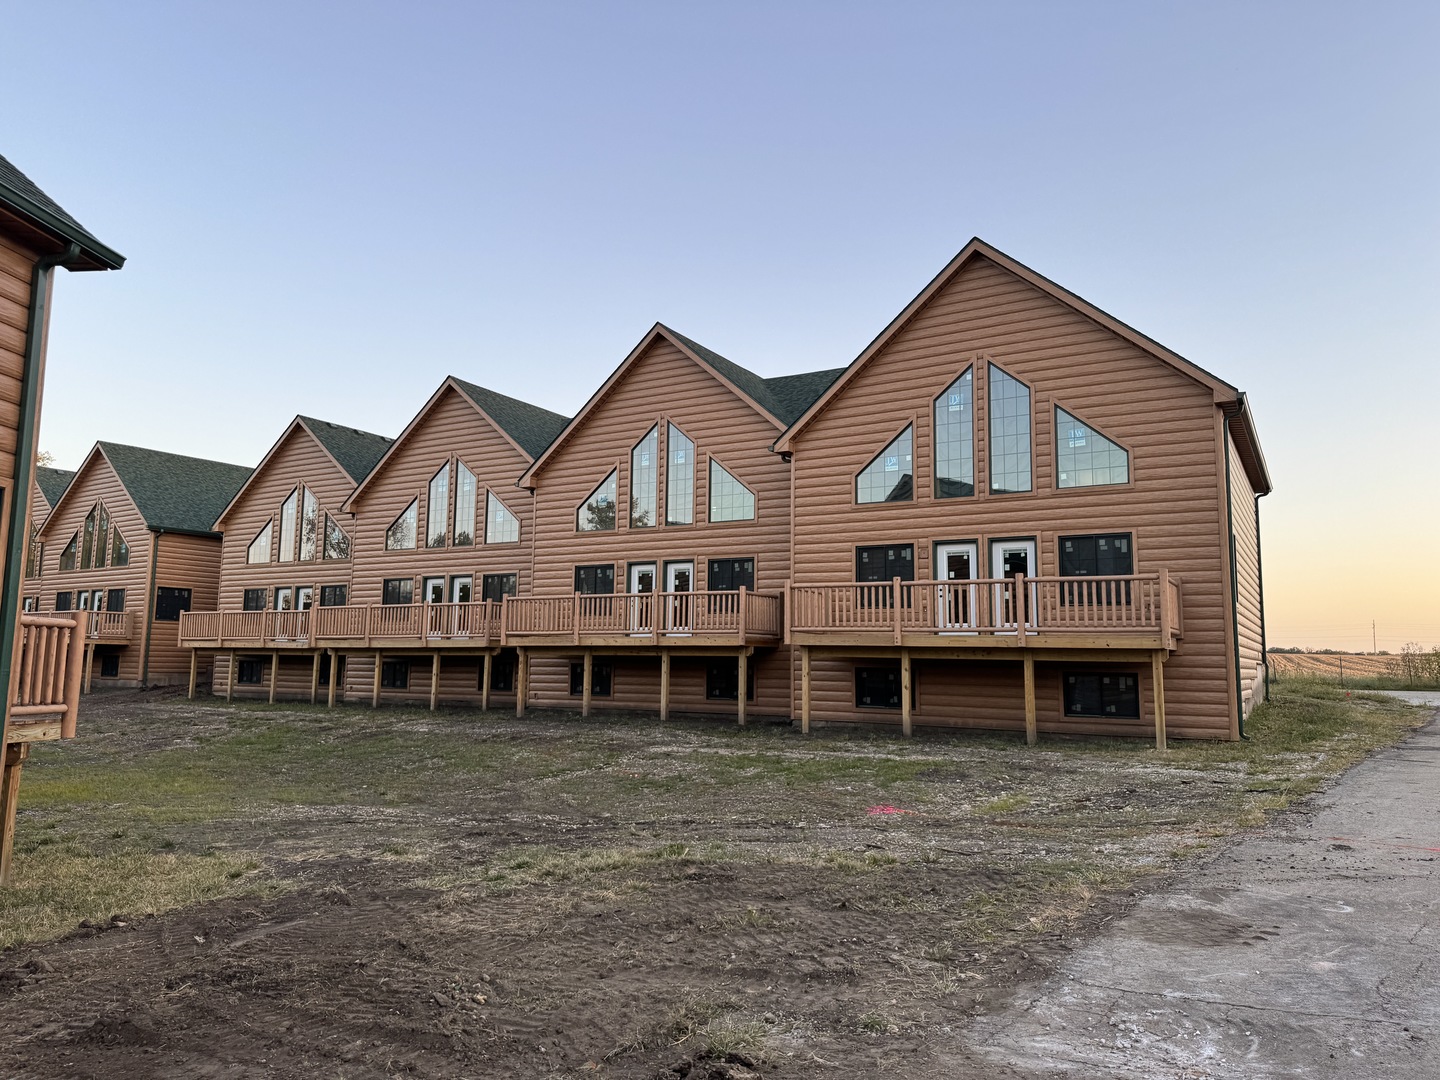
[1270, 647, 1440, 688]
[1269, 652, 1393, 679]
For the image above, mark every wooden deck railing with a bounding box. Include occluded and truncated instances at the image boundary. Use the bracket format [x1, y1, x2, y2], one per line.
[178, 602, 502, 648]
[85, 610, 133, 641]
[9, 613, 85, 736]
[501, 589, 785, 645]
[788, 573, 1180, 646]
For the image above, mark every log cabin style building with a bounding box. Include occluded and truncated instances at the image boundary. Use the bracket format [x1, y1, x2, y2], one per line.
[170, 238, 1269, 743]
[23, 466, 75, 609]
[34, 443, 251, 690]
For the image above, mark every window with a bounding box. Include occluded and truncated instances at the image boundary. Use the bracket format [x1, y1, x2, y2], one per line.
[77, 591, 91, 611]
[383, 578, 414, 605]
[486, 492, 519, 544]
[299, 488, 319, 561]
[111, 528, 129, 567]
[25, 523, 40, 579]
[247, 522, 273, 564]
[423, 576, 446, 604]
[666, 424, 694, 525]
[381, 660, 410, 689]
[319, 585, 347, 607]
[243, 588, 266, 611]
[318, 652, 344, 688]
[278, 489, 297, 562]
[99, 651, 120, 679]
[574, 565, 615, 594]
[1064, 672, 1141, 718]
[106, 589, 125, 612]
[934, 367, 974, 498]
[95, 505, 109, 568]
[569, 661, 613, 697]
[1059, 533, 1134, 578]
[237, 658, 265, 685]
[486, 655, 515, 692]
[856, 544, 914, 583]
[55, 592, 72, 611]
[706, 659, 756, 702]
[451, 576, 473, 604]
[856, 426, 914, 504]
[59, 533, 77, 571]
[577, 470, 617, 531]
[988, 364, 1032, 493]
[386, 499, 418, 550]
[296, 586, 314, 611]
[274, 587, 294, 611]
[855, 665, 905, 709]
[22, 597, 36, 613]
[1056, 408, 1129, 488]
[482, 573, 518, 602]
[453, 461, 477, 545]
[707, 558, 755, 592]
[630, 425, 658, 528]
[323, 515, 351, 560]
[155, 587, 192, 622]
[427, 463, 449, 547]
[709, 460, 755, 522]
[81, 506, 97, 570]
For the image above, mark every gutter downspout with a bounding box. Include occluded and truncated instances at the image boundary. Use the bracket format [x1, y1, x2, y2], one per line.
[0, 243, 82, 745]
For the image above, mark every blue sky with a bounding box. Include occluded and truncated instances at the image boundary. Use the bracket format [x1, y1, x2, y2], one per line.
[6, 2, 1437, 648]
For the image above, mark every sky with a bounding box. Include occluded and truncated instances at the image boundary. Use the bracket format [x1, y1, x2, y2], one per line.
[4, 1, 1437, 650]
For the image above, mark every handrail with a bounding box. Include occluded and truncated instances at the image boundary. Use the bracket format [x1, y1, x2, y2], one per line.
[178, 602, 502, 648]
[85, 610, 133, 640]
[502, 590, 785, 643]
[11, 612, 85, 737]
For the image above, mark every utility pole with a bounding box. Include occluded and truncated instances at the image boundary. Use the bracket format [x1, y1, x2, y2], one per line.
[1373, 621, 1377, 655]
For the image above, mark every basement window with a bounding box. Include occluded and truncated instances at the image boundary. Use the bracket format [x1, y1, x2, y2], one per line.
[381, 660, 410, 689]
[1063, 672, 1140, 719]
[236, 658, 265, 685]
[569, 661, 612, 697]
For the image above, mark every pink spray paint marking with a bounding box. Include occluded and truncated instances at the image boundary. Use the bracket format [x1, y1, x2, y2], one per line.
[867, 805, 915, 816]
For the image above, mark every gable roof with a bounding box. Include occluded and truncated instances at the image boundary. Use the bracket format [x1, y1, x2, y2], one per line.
[47, 443, 252, 538]
[772, 237, 1270, 494]
[518, 324, 842, 487]
[344, 377, 568, 510]
[0, 153, 124, 271]
[34, 467, 75, 508]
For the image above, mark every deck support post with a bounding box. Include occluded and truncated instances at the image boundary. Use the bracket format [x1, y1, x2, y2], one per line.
[1023, 652, 1037, 746]
[1152, 650, 1167, 751]
[582, 649, 593, 718]
[481, 652, 492, 711]
[309, 651, 321, 705]
[659, 650, 670, 722]
[0, 743, 30, 887]
[226, 650, 235, 702]
[515, 648, 527, 717]
[268, 651, 279, 704]
[900, 648, 912, 737]
[84, 643, 96, 695]
[800, 646, 811, 734]
[187, 650, 198, 700]
[430, 653, 441, 711]
[372, 652, 382, 708]
[327, 650, 338, 708]
[737, 650, 748, 727]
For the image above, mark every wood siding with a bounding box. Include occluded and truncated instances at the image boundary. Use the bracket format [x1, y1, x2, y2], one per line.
[149, 531, 222, 684]
[0, 235, 39, 631]
[21, 480, 50, 606]
[788, 254, 1235, 738]
[1229, 431, 1265, 718]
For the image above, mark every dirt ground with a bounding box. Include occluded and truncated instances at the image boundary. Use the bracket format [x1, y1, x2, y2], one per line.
[0, 688, 1421, 1079]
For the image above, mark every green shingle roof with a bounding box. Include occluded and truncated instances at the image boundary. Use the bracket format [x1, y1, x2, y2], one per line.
[34, 466, 75, 508]
[0, 152, 124, 270]
[298, 417, 393, 484]
[661, 325, 844, 426]
[451, 377, 570, 460]
[99, 443, 253, 535]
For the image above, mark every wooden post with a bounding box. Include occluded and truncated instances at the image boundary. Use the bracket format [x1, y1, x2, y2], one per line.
[309, 651, 321, 705]
[0, 743, 30, 886]
[372, 653, 382, 707]
[800, 645, 811, 735]
[482, 652, 492, 711]
[900, 648, 912, 737]
[1015, 573, 1028, 642]
[515, 648, 527, 717]
[84, 643, 96, 695]
[737, 650, 748, 727]
[188, 649, 198, 700]
[1158, 568, 1172, 644]
[268, 650, 279, 704]
[430, 652, 441, 711]
[327, 650, 338, 708]
[892, 577, 903, 645]
[737, 586, 748, 645]
[572, 594, 580, 646]
[782, 580, 792, 645]
[1152, 650, 1168, 751]
[1023, 652, 1037, 746]
[659, 650, 670, 721]
[226, 650, 235, 702]
[582, 649, 593, 717]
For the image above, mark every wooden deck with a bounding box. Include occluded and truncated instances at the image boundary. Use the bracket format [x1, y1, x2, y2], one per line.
[501, 588, 783, 649]
[85, 610, 133, 643]
[178, 601, 504, 651]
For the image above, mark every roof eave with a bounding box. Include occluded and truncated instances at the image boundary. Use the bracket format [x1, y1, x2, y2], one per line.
[0, 186, 124, 271]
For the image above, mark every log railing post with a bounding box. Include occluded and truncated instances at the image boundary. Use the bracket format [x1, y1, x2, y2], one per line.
[892, 577, 903, 645]
[738, 586, 748, 646]
[1015, 574, 1027, 642]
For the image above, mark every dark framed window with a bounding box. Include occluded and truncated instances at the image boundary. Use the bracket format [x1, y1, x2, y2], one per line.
[706, 659, 756, 702]
[381, 660, 410, 689]
[855, 664, 914, 710]
[155, 588, 192, 622]
[486, 655, 515, 692]
[319, 585, 347, 607]
[382, 578, 414, 605]
[54, 592, 73, 612]
[106, 589, 126, 612]
[482, 573, 518, 603]
[243, 588, 267, 611]
[318, 652, 344, 688]
[236, 658, 265, 685]
[99, 651, 120, 679]
[707, 558, 755, 592]
[856, 545, 914, 582]
[574, 564, 615, 594]
[1064, 672, 1140, 719]
[569, 660, 612, 697]
[1059, 534, 1134, 577]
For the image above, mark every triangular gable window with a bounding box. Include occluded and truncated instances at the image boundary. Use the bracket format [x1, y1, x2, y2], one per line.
[578, 471, 617, 532]
[247, 521, 273, 564]
[60, 532, 78, 571]
[111, 527, 130, 567]
[486, 492, 520, 543]
[323, 515, 351, 560]
[387, 499, 418, 549]
[709, 460, 755, 522]
[856, 425, 913, 504]
[1056, 408, 1129, 488]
